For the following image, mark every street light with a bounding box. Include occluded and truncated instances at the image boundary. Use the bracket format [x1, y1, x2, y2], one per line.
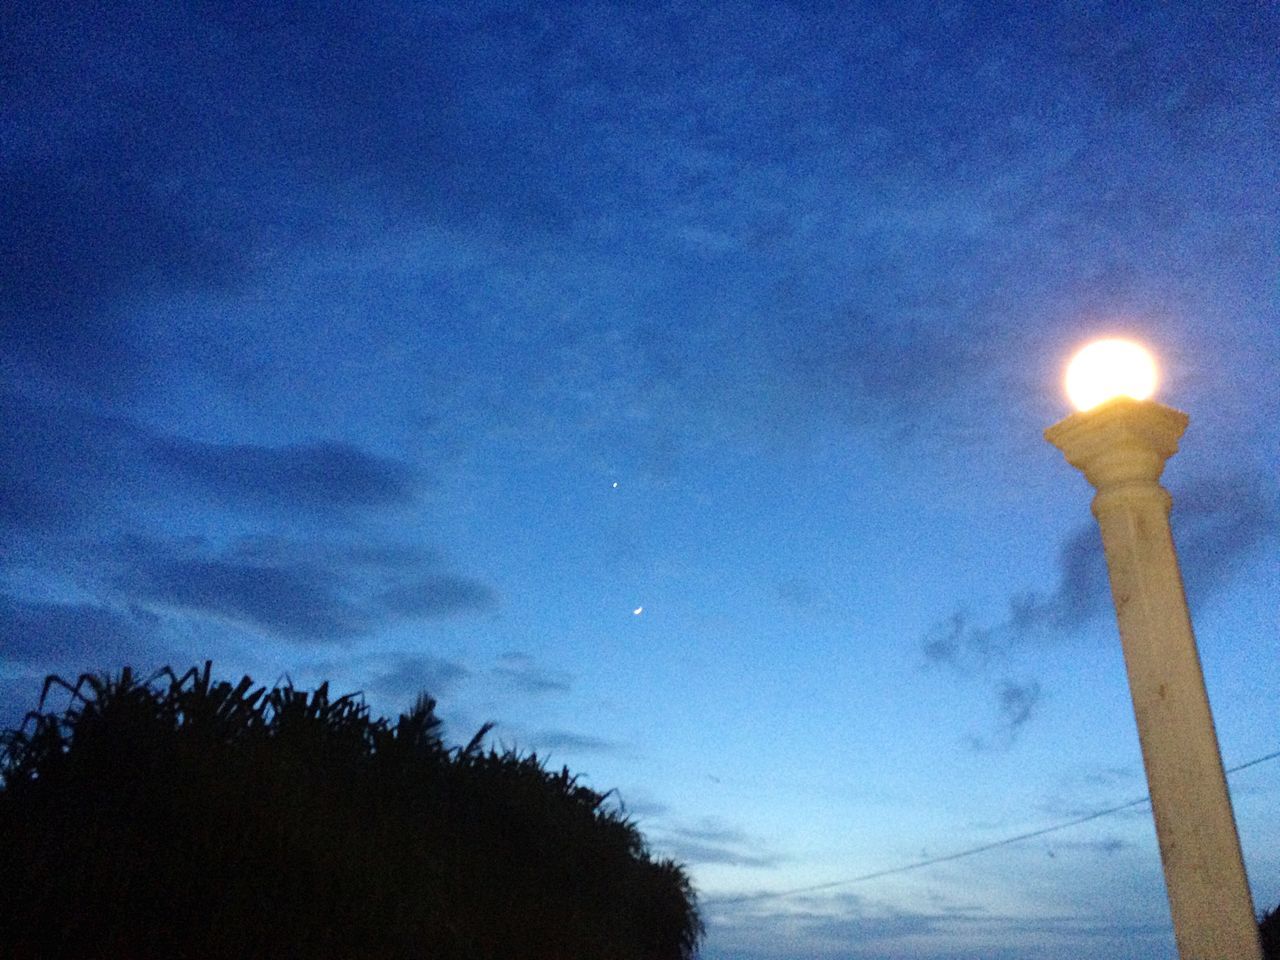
[1045, 340, 1262, 960]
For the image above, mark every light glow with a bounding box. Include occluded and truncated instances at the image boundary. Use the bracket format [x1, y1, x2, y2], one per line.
[1064, 338, 1158, 411]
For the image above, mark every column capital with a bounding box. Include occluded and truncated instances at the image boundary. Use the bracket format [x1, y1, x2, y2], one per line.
[1044, 397, 1188, 492]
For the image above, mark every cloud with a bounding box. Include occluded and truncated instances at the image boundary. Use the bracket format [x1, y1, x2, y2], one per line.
[8, 0, 1270, 498]
[781, 307, 996, 441]
[921, 610, 990, 675]
[966, 680, 1043, 753]
[703, 892, 957, 958]
[0, 399, 144, 535]
[776, 907, 942, 948]
[1049, 837, 1127, 856]
[479, 719, 625, 760]
[0, 595, 191, 727]
[773, 576, 840, 618]
[925, 471, 1278, 674]
[922, 470, 1277, 746]
[151, 438, 417, 512]
[0, 675, 47, 735]
[526, 729, 621, 755]
[103, 536, 496, 645]
[1172, 473, 1280, 608]
[0, 594, 157, 667]
[350, 653, 473, 703]
[118, 554, 367, 643]
[921, 527, 1106, 678]
[0, 398, 420, 542]
[703, 885, 1177, 960]
[1035, 764, 1149, 823]
[652, 818, 783, 869]
[774, 577, 818, 609]
[0, 397, 468, 653]
[491, 652, 572, 695]
[379, 575, 497, 619]
[613, 795, 671, 820]
[0, 398, 486, 664]
[8, 3, 734, 407]
[996, 680, 1041, 731]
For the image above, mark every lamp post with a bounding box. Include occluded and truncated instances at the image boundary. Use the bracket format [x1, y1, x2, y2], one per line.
[1044, 339, 1261, 960]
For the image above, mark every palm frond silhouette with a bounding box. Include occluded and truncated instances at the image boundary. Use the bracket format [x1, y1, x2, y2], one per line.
[0, 662, 702, 960]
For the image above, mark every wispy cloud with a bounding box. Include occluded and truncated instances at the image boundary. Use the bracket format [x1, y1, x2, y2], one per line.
[0, 398, 422, 539]
[612, 794, 671, 821]
[703, 892, 955, 958]
[651, 818, 784, 869]
[962, 680, 1043, 753]
[0, 393, 488, 658]
[478, 720, 626, 760]
[0, 595, 190, 733]
[378, 576, 497, 619]
[1048, 836, 1128, 856]
[0, 595, 158, 667]
[117, 553, 367, 643]
[151, 438, 417, 512]
[333, 653, 473, 705]
[703, 889, 1172, 960]
[492, 652, 572, 695]
[105, 536, 495, 645]
[527, 729, 621, 755]
[921, 525, 1105, 678]
[922, 470, 1277, 747]
[1172, 473, 1280, 610]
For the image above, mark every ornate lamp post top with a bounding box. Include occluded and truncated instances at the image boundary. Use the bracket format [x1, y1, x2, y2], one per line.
[1045, 397, 1187, 493]
[1046, 338, 1186, 498]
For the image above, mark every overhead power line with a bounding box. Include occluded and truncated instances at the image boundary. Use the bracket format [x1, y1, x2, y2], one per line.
[703, 748, 1280, 907]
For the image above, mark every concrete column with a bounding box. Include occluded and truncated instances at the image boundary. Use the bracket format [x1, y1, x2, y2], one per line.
[1045, 397, 1260, 960]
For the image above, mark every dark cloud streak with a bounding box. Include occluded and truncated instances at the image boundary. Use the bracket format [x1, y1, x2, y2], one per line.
[356, 654, 473, 703]
[152, 438, 417, 511]
[105, 536, 495, 645]
[653, 819, 783, 869]
[0, 595, 155, 667]
[923, 470, 1277, 746]
[0, 393, 488, 655]
[966, 680, 1043, 753]
[119, 556, 366, 643]
[492, 652, 572, 695]
[0, 398, 420, 542]
[379, 576, 496, 620]
[528, 730, 620, 755]
[925, 471, 1278, 676]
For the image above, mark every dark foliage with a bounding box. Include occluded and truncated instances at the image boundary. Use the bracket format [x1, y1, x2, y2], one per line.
[0, 663, 702, 960]
[1262, 901, 1280, 960]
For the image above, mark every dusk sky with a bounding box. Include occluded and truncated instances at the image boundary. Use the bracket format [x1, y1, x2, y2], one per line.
[2, 3, 1277, 958]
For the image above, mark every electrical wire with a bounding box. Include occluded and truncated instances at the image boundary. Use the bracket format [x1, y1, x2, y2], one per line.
[703, 748, 1280, 907]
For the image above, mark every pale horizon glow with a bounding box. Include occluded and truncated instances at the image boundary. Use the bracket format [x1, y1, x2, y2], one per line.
[1065, 338, 1159, 411]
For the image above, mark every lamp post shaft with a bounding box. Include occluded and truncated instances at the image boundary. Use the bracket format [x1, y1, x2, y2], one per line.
[1046, 399, 1261, 960]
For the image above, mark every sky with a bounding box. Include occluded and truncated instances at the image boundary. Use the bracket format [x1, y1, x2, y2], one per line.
[2, 2, 1277, 957]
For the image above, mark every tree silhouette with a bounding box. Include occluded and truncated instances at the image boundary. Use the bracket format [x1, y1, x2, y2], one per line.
[1262, 901, 1280, 960]
[0, 663, 702, 960]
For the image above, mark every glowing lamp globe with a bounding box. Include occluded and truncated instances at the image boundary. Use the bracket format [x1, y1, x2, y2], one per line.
[1064, 338, 1158, 411]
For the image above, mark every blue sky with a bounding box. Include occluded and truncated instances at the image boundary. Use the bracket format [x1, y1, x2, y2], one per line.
[2, 2, 1277, 957]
